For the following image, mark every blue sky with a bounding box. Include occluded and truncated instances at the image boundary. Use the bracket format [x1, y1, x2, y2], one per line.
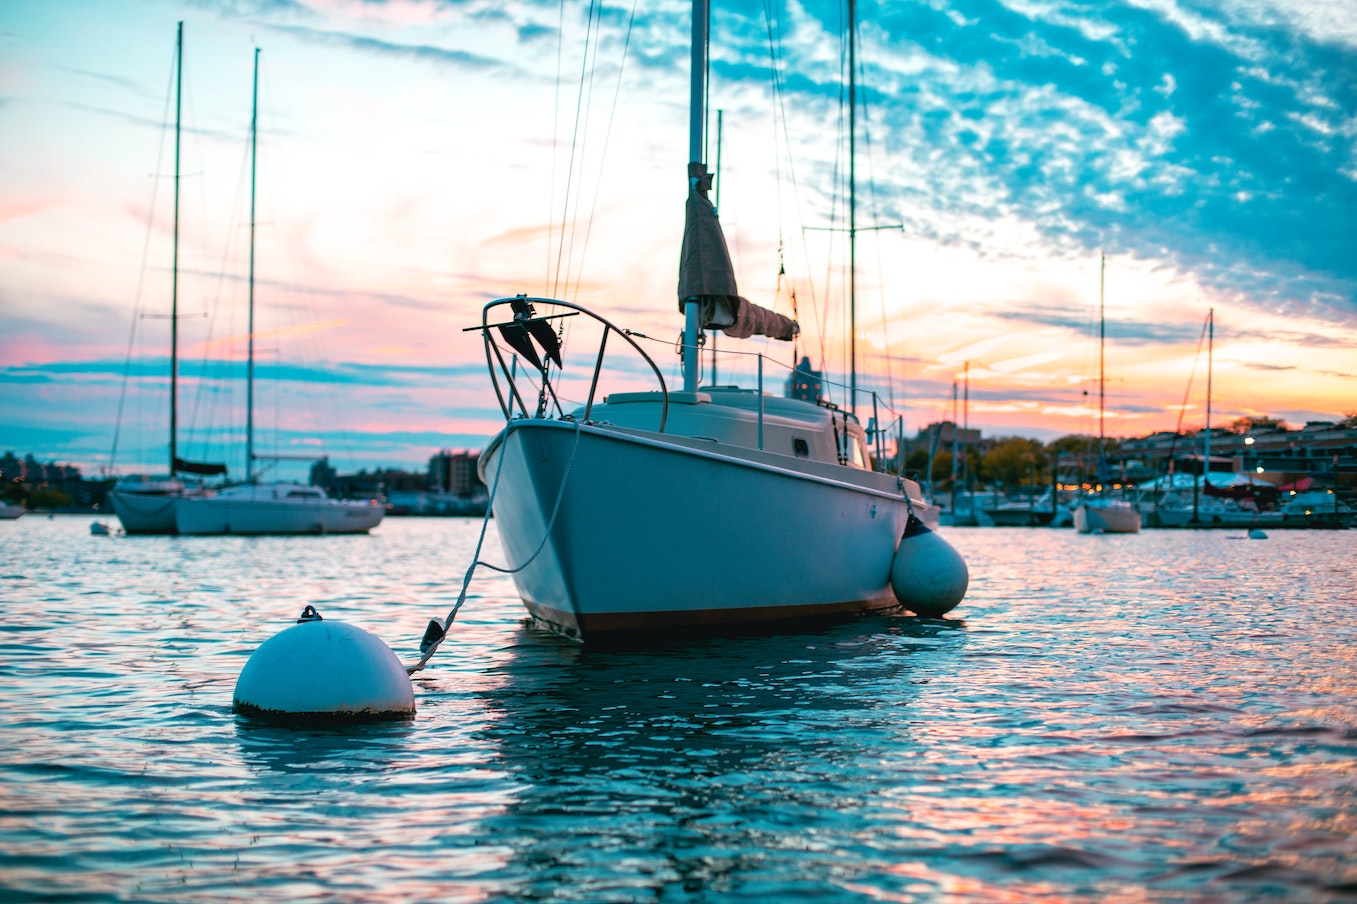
[2, 0, 1354, 480]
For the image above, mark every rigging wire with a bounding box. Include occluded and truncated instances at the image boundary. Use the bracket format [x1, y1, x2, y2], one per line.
[547, 0, 566, 298]
[560, 0, 602, 303]
[825, 0, 849, 413]
[853, 21, 899, 415]
[543, 0, 638, 392]
[174, 46, 252, 477]
[110, 41, 180, 475]
[626, 327, 911, 426]
[1165, 311, 1213, 475]
[550, 0, 599, 301]
[186, 104, 254, 476]
[761, 0, 826, 375]
[567, 0, 640, 304]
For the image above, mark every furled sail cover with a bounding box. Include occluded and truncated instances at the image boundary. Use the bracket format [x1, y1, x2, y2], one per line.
[678, 163, 798, 342]
[174, 457, 227, 476]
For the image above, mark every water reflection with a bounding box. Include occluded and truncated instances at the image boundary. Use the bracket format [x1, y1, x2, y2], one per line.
[234, 721, 418, 777]
[475, 615, 965, 898]
[6, 517, 1354, 901]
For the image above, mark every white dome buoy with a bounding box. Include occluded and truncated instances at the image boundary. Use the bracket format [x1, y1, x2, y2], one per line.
[1248, 528, 1268, 540]
[890, 514, 969, 618]
[234, 606, 415, 723]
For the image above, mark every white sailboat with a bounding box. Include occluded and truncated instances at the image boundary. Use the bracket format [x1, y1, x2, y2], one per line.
[108, 23, 226, 535]
[175, 49, 383, 537]
[470, 0, 968, 640]
[176, 481, 383, 535]
[1072, 253, 1141, 534]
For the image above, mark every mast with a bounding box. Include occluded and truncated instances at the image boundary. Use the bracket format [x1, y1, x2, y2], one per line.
[1205, 307, 1213, 473]
[169, 21, 183, 475]
[710, 108, 722, 386]
[1203, 307, 1214, 508]
[848, 0, 857, 415]
[247, 47, 259, 481]
[963, 360, 970, 515]
[949, 378, 958, 517]
[681, 0, 707, 394]
[1098, 251, 1106, 469]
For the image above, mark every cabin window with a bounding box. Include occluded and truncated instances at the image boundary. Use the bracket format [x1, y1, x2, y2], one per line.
[849, 436, 868, 468]
[792, 438, 810, 458]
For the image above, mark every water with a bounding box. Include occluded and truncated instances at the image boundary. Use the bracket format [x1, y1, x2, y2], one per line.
[1, 516, 1354, 902]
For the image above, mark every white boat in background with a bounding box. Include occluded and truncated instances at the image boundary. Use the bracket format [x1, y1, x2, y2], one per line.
[110, 475, 205, 534]
[173, 49, 382, 538]
[470, 0, 966, 640]
[1137, 311, 1348, 531]
[108, 23, 226, 535]
[1280, 490, 1354, 526]
[1142, 476, 1352, 529]
[1072, 499, 1142, 534]
[985, 493, 1058, 527]
[1072, 254, 1140, 535]
[0, 502, 25, 520]
[176, 483, 383, 535]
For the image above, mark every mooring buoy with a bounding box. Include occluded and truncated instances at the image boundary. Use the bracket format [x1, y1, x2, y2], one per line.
[233, 606, 415, 723]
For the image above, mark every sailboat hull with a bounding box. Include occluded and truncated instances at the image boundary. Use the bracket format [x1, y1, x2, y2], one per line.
[109, 491, 179, 534]
[483, 419, 921, 638]
[175, 484, 384, 535]
[109, 478, 202, 535]
[1072, 500, 1142, 534]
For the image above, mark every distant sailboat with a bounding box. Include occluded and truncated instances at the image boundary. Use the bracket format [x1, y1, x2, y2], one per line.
[1071, 254, 1141, 534]
[174, 49, 383, 536]
[466, 0, 968, 640]
[108, 22, 227, 535]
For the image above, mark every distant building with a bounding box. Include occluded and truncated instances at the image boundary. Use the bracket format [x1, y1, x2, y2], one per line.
[911, 421, 982, 452]
[429, 450, 484, 496]
[0, 451, 22, 483]
[310, 456, 338, 489]
[1, 451, 106, 511]
[1116, 421, 1357, 484]
[785, 357, 823, 403]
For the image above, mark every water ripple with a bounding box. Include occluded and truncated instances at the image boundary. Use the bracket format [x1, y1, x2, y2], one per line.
[0, 518, 1353, 901]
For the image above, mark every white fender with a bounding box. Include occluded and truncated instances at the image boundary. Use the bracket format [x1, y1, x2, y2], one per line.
[234, 607, 414, 722]
[890, 514, 969, 617]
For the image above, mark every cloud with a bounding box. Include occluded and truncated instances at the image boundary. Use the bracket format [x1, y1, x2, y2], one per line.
[56, 65, 156, 99]
[262, 22, 524, 77]
[0, 356, 488, 388]
[762, 0, 1357, 321]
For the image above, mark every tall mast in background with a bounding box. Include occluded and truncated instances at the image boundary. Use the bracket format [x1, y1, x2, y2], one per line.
[247, 47, 259, 480]
[169, 21, 183, 475]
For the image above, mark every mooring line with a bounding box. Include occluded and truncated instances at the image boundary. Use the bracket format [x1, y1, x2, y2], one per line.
[405, 419, 584, 674]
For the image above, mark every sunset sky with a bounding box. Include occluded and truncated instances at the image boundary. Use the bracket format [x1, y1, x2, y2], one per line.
[3, 0, 1355, 481]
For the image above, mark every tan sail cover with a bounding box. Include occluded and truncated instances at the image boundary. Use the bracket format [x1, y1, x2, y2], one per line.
[678, 165, 798, 342]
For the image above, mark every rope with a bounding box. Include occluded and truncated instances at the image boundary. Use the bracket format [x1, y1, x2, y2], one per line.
[405, 419, 584, 674]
